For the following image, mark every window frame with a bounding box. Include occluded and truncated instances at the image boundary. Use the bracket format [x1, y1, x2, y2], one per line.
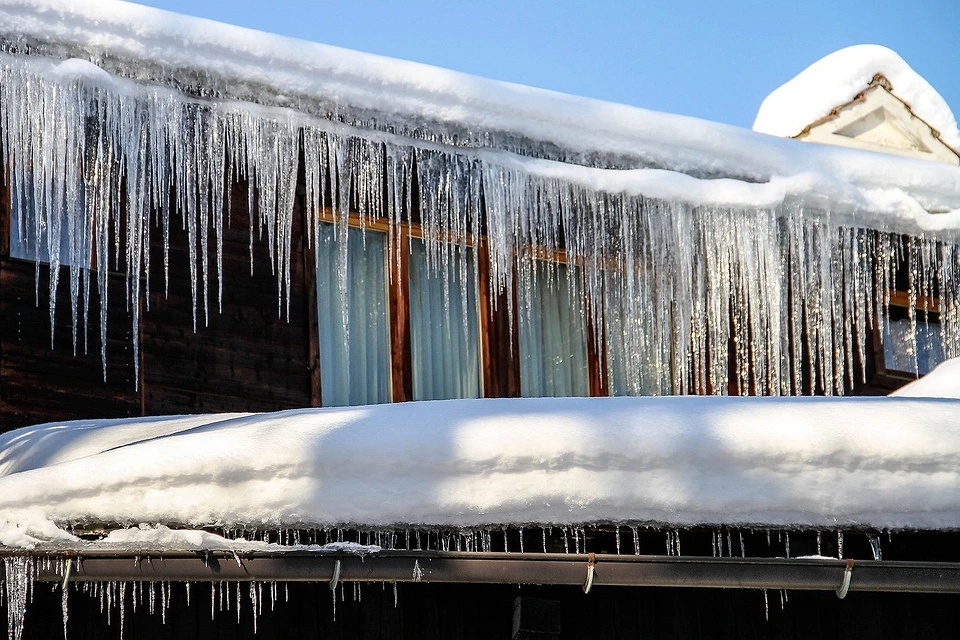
[308, 207, 607, 405]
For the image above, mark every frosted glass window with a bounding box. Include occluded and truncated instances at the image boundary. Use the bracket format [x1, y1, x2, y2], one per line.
[316, 223, 390, 406]
[883, 316, 943, 375]
[519, 261, 589, 397]
[408, 240, 482, 400]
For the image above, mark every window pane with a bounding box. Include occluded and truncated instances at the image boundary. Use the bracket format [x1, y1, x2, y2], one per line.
[519, 261, 589, 397]
[409, 240, 481, 400]
[883, 316, 944, 375]
[316, 223, 390, 406]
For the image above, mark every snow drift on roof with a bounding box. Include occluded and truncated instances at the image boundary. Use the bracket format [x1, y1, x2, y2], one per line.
[891, 357, 960, 398]
[3, 396, 960, 539]
[753, 45, 960, 151]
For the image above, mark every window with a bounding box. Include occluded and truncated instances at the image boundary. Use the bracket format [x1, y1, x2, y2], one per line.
[408, 239, 482, 400]
[882, 305, 944, 376]
[315, 222, 391, 406]
[519, 260, 589, 397]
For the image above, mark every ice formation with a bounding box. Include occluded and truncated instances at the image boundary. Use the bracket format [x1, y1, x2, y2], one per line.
[0, 4, 959, 396]
[3, 396, 960, 533]
[1, 48, 959, 396]
[754, 44, 960, 150]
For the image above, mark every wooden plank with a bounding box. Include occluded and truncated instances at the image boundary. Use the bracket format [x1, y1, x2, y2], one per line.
[302, 192, 322, 408]
[476, 239, 520, 398]
[389, 226, 413, 402]
[888, 289, 939, 313]
[141, 178, 313, 416]
[585, 295, 608, 397]
[0, 166, 9, 257]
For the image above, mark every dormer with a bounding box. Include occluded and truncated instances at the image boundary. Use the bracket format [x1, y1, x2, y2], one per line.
[795, 73, 960, 164]
[754, 45, 960, 165]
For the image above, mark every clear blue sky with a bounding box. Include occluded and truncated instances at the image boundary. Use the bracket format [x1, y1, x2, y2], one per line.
[136, 0, 958, 130]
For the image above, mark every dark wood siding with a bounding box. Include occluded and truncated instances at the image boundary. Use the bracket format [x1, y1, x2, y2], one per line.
[0, 258, 140, 429]
[141, 180, 313, 415]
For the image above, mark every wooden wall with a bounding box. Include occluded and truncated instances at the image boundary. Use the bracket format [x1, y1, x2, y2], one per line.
[140, 181, 313, 415]
[0, 177, 314, 432]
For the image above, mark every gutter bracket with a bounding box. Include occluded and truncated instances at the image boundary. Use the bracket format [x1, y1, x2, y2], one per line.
[583, 553, 597, 594]
[61, 557, 73, 591]
[836, 558, 854, 599]
[329, 556, 342, 591]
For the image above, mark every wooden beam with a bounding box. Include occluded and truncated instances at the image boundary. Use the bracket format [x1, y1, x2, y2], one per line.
[388, 226, 413, 402]
[298, 165, 322, 407]
[888, 290, 939, 314]
[585, 296, 608, 397]
[477, 239, 520, 398]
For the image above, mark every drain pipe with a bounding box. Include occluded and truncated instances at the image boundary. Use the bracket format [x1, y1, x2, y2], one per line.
[4, 551, 960, 594]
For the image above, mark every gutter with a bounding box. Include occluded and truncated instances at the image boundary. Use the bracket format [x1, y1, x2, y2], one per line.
[4, 551, 960, 594]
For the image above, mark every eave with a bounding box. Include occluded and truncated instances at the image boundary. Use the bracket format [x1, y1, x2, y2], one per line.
[4, 550, 960, 595]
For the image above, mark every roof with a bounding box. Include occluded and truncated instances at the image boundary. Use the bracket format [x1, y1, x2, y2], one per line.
[5, 392, 960, 546]
[0, 0, 957, 223]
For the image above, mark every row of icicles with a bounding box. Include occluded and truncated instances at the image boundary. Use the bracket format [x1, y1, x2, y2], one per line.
[1, 526, 890, 640]
[1, 52, 958, 396]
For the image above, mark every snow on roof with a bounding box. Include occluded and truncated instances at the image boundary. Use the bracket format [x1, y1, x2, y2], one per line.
[890, 358, 960, 398]
[754, 45, 960, 151]
[0, 0, 958, 218]
[3, 395, 960, 549]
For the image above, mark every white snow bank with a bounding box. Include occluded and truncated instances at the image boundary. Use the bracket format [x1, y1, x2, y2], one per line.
[891, 358, 960, 398]
[754, 45, 960, 150]
[98, 525, 380, 554]
[3, 397, 960, 540]
[0, 1, 957, 213]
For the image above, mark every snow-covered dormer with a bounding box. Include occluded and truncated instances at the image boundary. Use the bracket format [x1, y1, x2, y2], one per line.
[754, 45, 960, 165]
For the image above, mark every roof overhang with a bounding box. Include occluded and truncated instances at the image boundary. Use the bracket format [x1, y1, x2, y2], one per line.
[4, 550, 960, 595]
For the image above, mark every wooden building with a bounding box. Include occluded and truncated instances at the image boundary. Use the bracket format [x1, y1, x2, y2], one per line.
[2, 3, 960, 638]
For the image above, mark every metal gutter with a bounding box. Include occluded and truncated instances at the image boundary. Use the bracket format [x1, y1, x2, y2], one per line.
[4, 551, 960, 594]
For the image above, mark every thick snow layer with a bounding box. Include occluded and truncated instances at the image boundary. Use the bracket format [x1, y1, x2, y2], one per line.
[754, 45, 960, 150]
[891, 358, 960, 398]
[3, 396, 960, 542]
[0, 0, 957, 212]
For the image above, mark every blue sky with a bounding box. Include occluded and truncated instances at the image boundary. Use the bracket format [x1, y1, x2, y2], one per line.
[136, 0, 958, 131]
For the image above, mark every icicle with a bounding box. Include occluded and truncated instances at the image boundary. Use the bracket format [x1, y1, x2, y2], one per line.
[3, 556, 32, 640]
[837, 531, 844, 559]
[2, 51, 959, 403]
[868, 534, 882, 561]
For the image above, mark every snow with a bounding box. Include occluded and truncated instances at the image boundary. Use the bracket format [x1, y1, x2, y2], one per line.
[891, 358, 960, 398]
[3, 396, 960, 550]
[0, 0, 957, 204]
[754, 45, 960, 151]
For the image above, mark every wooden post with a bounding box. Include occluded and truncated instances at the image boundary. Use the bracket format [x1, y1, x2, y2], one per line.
[389, 226, 413, 402]
[477, 239, 520, 398]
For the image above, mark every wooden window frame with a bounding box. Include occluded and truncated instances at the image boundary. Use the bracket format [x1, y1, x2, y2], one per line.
[309, 208, 608, 404]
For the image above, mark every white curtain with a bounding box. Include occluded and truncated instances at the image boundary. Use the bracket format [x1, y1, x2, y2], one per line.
[316, 222, 390, 406]
[408, 239, 481, 400]
[519, 261, 589, 397]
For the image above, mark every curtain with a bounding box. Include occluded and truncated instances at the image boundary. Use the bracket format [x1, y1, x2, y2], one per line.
[408, 239, 481, 400]
[519, 261, 589, 397]
[316, 222, 390, 406]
